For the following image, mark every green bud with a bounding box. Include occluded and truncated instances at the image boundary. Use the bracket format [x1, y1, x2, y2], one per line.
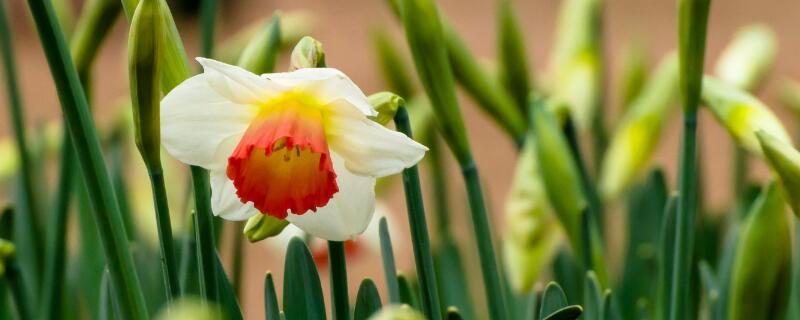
[600, 53, 678, 200]
[128, 0, 163, 170]
[729, 182, 792, 320]
[618, 40, 648, 110]
[290, 36, 326, 70]
[243, 214, 289, 243]
[702, 76, 791, 156]
[0, 139, 19, 183]
[400, 0, 472, 165]
[368, 305, 426, 320]
[756, 131, 800, 218]
[372, 27, 415, 99]
[503, 141, 562, 292]
[155, 298, 225, 320]
[549, 0, 602, 131]
[715, 24, 776, 92]
[531, 102, 586, 261]
[237, 14, 281, 75]
[0, 239, 15, 259]
[446, 25, 527, 143]
[368, 92, 404, 126]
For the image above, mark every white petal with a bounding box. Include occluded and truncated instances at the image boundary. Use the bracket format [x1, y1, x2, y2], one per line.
[326, 99, 428, 177]
[210, 170, 258, 221]
[286, 153, 376, 241]
[196, 57, 285, 104]
[161, 74, 254, 171]
[262, 68, 376, 116]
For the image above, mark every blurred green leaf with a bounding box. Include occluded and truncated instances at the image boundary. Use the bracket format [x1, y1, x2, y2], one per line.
[283, 237, 326, 320]
[543, 305, 583, 320]
[264, 272, 281, 320]
[398, 273, 420, 311]
[372, 27, 416, 99]
[601, 291, 621, 320]
[656, 196, 677, 320]
[539, 282, 569, 320]
[434, 237, 476, 320]
[583, 272, 603, 320]
[214, 253, 243, 320]
[354, 279, 382, 320]
[497, 0, 532, 114]
[237, 14, 281, 75]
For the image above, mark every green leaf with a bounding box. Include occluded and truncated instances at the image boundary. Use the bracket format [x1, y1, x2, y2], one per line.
[354, 279, 382, 320]
[697, 261, 718, 319]
[552, 250, 582, 305]
[543, 305, 583, 320]
[433, 238, 476, 320]
[539, 282, 569, 320]
[583, 271, 603, 320]
[371, 27, 415, 99]
[99, 268, 120, 320]
[379, 217, 401, 304]
[283, 237, 326, 320]
[398, 273, 420, 311]
[214, 252, 243, 320]
[194, 204, 219, 303]
[602, 290, 621, 320]
[264, 272, 281, 320]
[237, 14, 281, 75]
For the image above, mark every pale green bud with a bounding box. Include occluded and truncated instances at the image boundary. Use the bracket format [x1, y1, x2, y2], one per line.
[702, 76, 791, 156]
[729, 182, 792, 320]
[599, 53, 678, 199]
[531, 103, 586, 259]
[549, 0, 602, 131]
[368, 305, 426, 320]
[368, 92, 404, 126]
[243, 214, 289, 243]
[0, 139, 19, 184]
[128, 0, 163, 170]
[154, 298, 225, 320]
[715, 24, 776, 92]
[756, 131, 800, 218]
[237, 14, 281, 75]
[503, 141, 562, 292]
[0, 239, 15, 260]
[618, 40, 648, 110]
[290, 36, 326, 70]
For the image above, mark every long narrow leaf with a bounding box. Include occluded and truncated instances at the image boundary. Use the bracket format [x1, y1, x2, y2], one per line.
[354, 279, 382, 320]
[283, 237, 326, 320]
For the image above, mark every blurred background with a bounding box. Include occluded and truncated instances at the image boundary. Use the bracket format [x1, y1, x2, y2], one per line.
[2, 0, 800, 318]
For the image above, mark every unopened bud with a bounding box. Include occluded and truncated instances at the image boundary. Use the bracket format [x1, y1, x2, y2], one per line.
[715, 24, 776, 91]
[290, 36, 326, 70]
[756, 131, 800, 218]
[244, 214, 289, 243]
[368, 92, 404, 126]
[702, 76, 791, 156]
[368, 305, 426, 320]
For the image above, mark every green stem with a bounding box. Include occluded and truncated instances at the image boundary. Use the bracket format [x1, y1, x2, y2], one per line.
[394, 106, 443, 320]
[200, 0, 216, 58]
[40, 134, 74, 319]
[328, 241, 351, 320]
[148, 168, 181, 300]
[461, 160, 510, 320]
[733, 147, 748, 219]
[427, 136, 450, 235]
[25, 0, 148, 317]
[193, 167, 220, 303]
[231, 222, 245, 298]
[0, 0, 43, 291]
[669, 0, 710, 318]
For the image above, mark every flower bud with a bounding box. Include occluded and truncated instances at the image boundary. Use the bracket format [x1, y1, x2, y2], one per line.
[368, 92, 404, 126]
[290, 36, 326, 70]
[729, 182, 792, 320]
[154, 298, 224, 320]
[503, 141, 562, 292]
[599, 53, 678, 199]
[368, 305, 426, 320]
[243, 214, 289, 243]
[715, 24, 776, 92]
[237, 14, 281, 75]
[702, 76, 791, 156]
[756, 131, 800, 218]
[128, 0, 163, 170]
[531, 103, 586, 260]
[400, 0, 472, 164]
[0, 139, 19, 183]
[549, 0, 602, 131]
[0, 239, 15, 277]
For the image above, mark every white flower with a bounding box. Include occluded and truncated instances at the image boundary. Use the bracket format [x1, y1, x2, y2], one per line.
[160, 58, 427, 241]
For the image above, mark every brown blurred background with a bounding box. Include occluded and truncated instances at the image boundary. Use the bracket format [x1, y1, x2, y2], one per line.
[2, 0, 800, 318]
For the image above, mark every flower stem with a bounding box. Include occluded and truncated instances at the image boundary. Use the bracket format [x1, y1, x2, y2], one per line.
[25, 0, 148, 317]
[0, 0, 43, 291]
[148, 168, 181, 300]
[669, 1, 710, 319]
[394, 106, 443, 320]
[328, 241, 351, 320]
[200, 0, 216, 58]
[460, 159, 511, 320]
[192, 167, 220, 303]
[39, 134, 74, 319]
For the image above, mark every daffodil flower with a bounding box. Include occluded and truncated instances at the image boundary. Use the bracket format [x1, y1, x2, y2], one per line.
[161, 58, 427, 240]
